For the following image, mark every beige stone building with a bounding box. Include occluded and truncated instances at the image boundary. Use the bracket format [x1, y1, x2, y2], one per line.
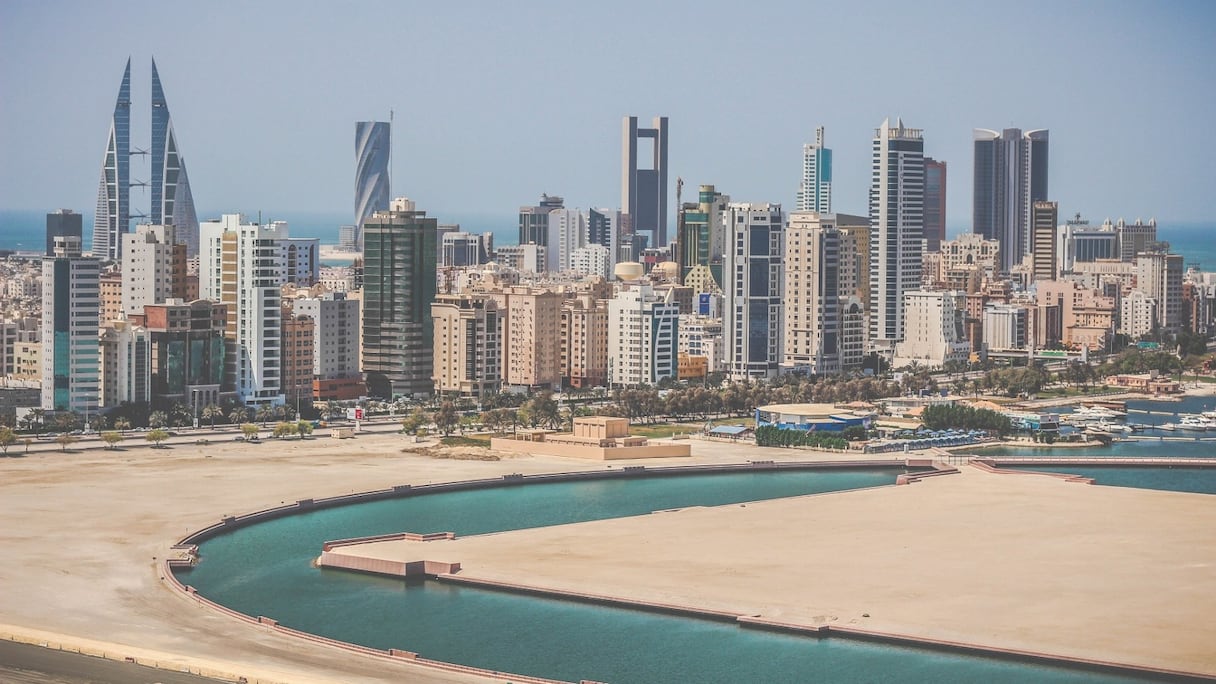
[99, 269, 124, 326]
[1037, 279, 1116, 349]
[431, 293, 501, 399]
[561, 294, 607, 389]
[499, 286, 562, 390]
[938, 233, 999, 285]
[281, 308, 315, 408]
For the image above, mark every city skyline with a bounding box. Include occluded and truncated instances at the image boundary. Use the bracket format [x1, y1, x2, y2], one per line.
[2, 2, 1215, 230]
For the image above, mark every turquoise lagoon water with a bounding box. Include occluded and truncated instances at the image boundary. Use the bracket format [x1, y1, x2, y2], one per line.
[177, 469, 1165, 683]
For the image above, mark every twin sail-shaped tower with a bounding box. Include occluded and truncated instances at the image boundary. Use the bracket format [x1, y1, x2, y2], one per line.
[93, 58, 199, 261]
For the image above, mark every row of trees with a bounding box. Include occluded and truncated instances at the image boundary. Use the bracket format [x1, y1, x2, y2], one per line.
[753, 425, 849, 450]
[921, 404, 1012, 435]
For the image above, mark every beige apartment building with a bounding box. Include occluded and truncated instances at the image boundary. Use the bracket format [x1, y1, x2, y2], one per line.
[281, 308, 315, 408]
[561, 294, 608, 389]
[99, 270, 124, 326]
[938, 233, 1000, 285]
[1037, 279, 1116, 350]
[498, 286, 562, 390]
[431, 293, 501, 399]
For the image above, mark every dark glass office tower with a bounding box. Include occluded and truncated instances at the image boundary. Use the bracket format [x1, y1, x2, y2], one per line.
[362, 200, 438, 399]
[46, 210, 83, 257]
[972, 128, 1049, 272]
[923, 158, 947, 252]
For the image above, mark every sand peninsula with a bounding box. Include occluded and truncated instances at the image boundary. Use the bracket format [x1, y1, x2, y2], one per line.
[1, 418, 1214, 682]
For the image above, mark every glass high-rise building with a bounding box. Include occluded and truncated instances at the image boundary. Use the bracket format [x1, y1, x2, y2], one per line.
[923, 158, 947, 252]
[796, 126, 832, 214]
[42, 240, 101, 413]
[362, 199, 438, 399]
[869, 118, 924, 353]
[46, 210, 83, 257]
[355, 121, 391, 251]
[621, 116, 669, 249]
[92, 59, 131, 262]
[972, 128, 1049, 272]
[150, 59, 200, 258]
[93, 58, 198, 260]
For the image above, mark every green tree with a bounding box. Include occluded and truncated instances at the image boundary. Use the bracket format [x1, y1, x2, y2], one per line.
[146, 428, 170, 448]
[202, 404, 224, 428]
[522, 392, 560, 429]
[241, 423, 260, 440]
[0, 426, 16, 454]
[295, 420, 314, 439]
[256, 405, 275, 426]
[229, 407, 249, 426]
[114, 417, 131, 433]
[272, 421, 298, 439]
[101, 431, 124, 450]
[56, 434, 79, 452]
[432, 401, 459, 437]
[400, 408, 427, 435]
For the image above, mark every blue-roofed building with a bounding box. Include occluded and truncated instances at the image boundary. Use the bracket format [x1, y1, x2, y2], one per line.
[755, 403, 874, 433]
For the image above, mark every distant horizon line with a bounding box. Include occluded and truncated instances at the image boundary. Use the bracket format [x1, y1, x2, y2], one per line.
[0, 207, 1198, 227]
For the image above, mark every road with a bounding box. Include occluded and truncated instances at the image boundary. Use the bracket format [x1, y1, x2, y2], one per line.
[7, 416, 408, 456]
[0, 640, 228, 684]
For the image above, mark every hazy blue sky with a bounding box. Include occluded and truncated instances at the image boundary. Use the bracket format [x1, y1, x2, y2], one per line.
[3, 0, 1215, 229]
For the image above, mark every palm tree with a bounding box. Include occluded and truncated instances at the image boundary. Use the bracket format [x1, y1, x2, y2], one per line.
[201, 404, 224, 429]
[148, 411, 168, 429]
[228, 407, 249, 426]
[256, 405, 275, 426]
[114, 417, 131, 433]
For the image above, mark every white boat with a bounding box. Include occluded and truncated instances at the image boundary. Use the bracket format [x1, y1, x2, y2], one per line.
[1176, 415, 1213, 431]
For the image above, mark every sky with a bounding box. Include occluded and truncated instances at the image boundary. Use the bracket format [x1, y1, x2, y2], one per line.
[2, 0, 1216, 231]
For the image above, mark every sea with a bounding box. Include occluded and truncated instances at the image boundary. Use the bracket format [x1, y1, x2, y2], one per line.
[4, 209, 1216, 271]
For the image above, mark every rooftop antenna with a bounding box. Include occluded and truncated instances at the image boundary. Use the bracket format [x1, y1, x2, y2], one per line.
[389, 109, 394, 199]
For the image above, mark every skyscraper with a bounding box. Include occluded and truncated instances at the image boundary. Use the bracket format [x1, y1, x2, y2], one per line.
[362, 198, 437, 399]
[94, 59, 199, 261]
[869, 118, 924, 355]
[923, 158, 947, 252]
[355, 121, 391, 251]
[150, 59, 200, 258]
[795, 126, 832, 214]
[723, 202, 784, 380]
[973, 128, 1049, 272]
[46, 210, 82, 257]
[42, 236, 101, 413]
[621, 116, 669, 250]
[784, 212, 841, 375]
[1031, 200, 1059, 282]
[199, 215, 319, 407]
[93, 59, 131, 262]
[676, 185, 728, 288]
[518, 194, 564, 246]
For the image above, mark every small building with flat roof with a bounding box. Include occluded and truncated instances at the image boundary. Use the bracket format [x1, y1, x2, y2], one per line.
[755, 403, 874, 432]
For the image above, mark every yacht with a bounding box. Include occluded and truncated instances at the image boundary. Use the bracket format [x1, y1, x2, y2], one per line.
[1176, 414, 1213, 431]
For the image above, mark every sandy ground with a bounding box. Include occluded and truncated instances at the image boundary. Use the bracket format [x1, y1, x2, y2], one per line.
[2, 429, 1213, 681]
[333, 464, 1216, 676]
